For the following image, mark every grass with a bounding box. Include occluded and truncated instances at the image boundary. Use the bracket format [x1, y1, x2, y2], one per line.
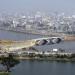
[0, 72, 9, 75]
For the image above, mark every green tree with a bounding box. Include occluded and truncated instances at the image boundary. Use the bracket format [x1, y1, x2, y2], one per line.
[1, 53, 20, 72]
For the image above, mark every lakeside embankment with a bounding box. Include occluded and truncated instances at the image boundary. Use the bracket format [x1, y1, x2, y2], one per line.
[1, 50, 75, 62]
[64, 35, 75, 41]
[0, 27, 75, 41]
[13, 53, 75, 62]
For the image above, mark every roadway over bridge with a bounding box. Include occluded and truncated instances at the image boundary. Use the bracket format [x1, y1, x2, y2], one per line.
[0, 40, 37, 52]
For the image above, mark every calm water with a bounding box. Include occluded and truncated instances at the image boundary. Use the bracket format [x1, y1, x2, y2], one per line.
[0, 30, 75, 75]
[0, 29, 43, 40]
[10, 60, 75, 75]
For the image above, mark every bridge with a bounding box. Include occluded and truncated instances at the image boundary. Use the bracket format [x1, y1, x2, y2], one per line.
[0, 37, 63, 53]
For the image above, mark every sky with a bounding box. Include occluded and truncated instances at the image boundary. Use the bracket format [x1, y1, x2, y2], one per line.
[0, 0, 75, 14]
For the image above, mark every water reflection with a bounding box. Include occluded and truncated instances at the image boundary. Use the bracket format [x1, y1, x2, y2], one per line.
[11, 60, 75, 75]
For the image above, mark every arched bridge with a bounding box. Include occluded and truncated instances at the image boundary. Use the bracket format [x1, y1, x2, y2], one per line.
[0, 37, 63, 52]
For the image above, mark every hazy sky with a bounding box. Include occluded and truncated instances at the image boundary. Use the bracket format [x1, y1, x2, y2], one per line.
[0, 0, 75, 14]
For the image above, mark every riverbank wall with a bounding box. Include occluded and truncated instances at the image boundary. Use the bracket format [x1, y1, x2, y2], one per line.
[64, 35, 75, 41]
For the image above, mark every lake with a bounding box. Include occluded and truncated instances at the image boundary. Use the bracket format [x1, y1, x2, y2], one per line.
[11, 60, 75, 75]
[0, 29, 75, 75]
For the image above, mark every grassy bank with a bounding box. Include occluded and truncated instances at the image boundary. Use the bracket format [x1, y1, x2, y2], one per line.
[0, 72, 9, 75]
[14, 54, 75, 62]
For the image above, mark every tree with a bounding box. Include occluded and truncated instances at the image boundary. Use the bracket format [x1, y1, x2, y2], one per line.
[1, 53, 20, 72]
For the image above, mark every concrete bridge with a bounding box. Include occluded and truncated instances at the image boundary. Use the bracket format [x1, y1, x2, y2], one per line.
[0, 37, 63, 53]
